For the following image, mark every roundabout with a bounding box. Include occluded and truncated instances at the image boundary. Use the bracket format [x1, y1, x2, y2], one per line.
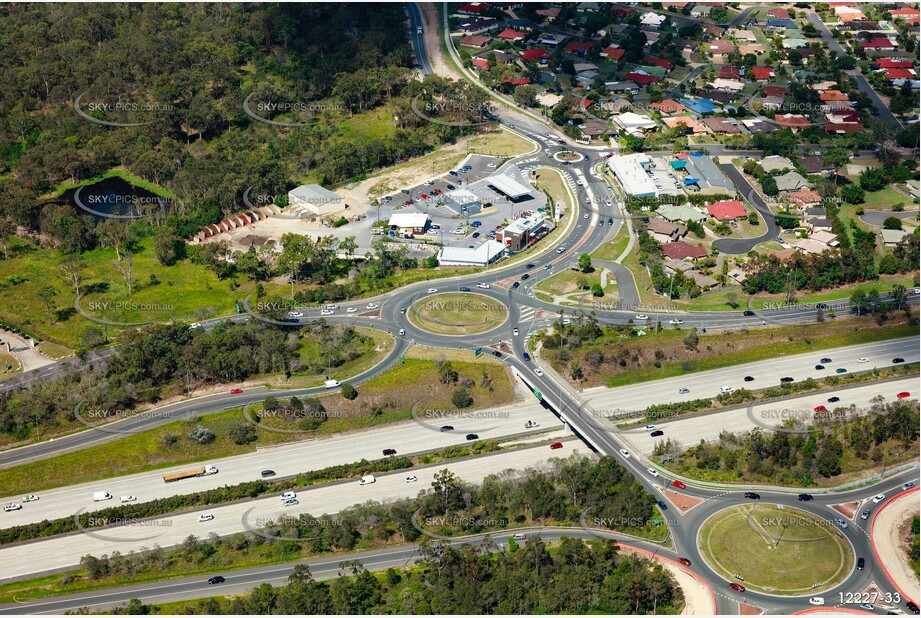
[698, 504, 855, 596]
[407, 292, 509, 336]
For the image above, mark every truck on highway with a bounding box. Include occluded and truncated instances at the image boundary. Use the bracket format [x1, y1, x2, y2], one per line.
[163, 465, 218, 483]
[92, 491, 112, 502]
[358, 474, 376, 486]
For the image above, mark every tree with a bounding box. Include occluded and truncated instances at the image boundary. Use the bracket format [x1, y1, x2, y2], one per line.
[339, 236, 358, 259]
[0, 218, 14, 260]
[58, 254, 86, 299]
[591, 282, 604, 297]
[840, 184, 865, 205]
[578, 253, 593, 272]
[340, 382, 358, 400]
[513, 84, 538, 108]
[760, 175, 778, 197]
[113, 251, 135, 296]
[883, 216, 903, 230]
[37, 285, 58, 325]
[850, 289, 870, 316]
[153, 226, 185, 266]
[452, 385, 472, 408]
[683, 330, 698, 350]
[858, 167, 887, 192]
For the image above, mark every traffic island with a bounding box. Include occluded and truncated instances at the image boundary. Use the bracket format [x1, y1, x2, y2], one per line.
[698, 504, 855, 595]
[408, 292, 509, 336]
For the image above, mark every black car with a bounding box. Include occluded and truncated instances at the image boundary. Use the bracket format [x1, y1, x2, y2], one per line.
[382, 448, 396, 456]
[521, 274, 530, 280]
[815, 364, 824, 370]
[465, 433, 479, 440]
[744, 492, 761, 500]
[650, 430, 664, 437]
[492, 350, 502, 358]
[856, 557, 865, 570]
[820, 357, 832, 363]
[893, 357, 905, 363]
[743, 310, 755, 316]
[744, 376, 755, 382]
[828, 396, 840, 403]
[907, 601, 920, 614]
[780, 376, 794, 383]
[446, 183, 455, 190]
[608, 218, 614, 224]
[208, 576, 226, 585]
[526, 263, 536, 269]
[797, 494, 813, 501]
[440, 425, 454, 432]
[656, 500, 667, 510]
[512, 281, 520, 288]
[261, 470, 276, 477]
[459, 286, 471, 292]
[472, 232, 480, 238]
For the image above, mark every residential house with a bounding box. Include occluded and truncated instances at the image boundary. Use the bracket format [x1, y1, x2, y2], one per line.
[799, 155, 829, 175]
[861, 37, 897, 51]
[520, 48, 551, 64]
[810, 230, 838, 246]
[709, 39, 735, 60]
[456, 17, 499, 35]
[701, 117, 742, 133]
[564, 40, 594, 55]
[611, 111, 658, 136]
[708, 78, 745, 93]
[767, 7, 791, 19]
[790, 190, 824, 208]
[691, 5, 712, 18]
[881, 228, 912, 246]
[766, 18, 797, 32]
[706, 199, 748, 220]
[601, 46, 625, 60]
[648, 99, 688, 115]
[640, 12, 667, 29]
[656, 204, 708, 223]
[760, 95, 785, 110]
[751, 66, 775, 81]
[579, 119, 614, 139]
[663, 116, 710, 134]
[573, 62, 599, 73]
[729, 28, 757, 42]
[625, 71, 661, 85]
[660, 241, 709, 260]
[663, 258, 695, 275]
[536, 93, 564, 108]
[497, 28, 527, 42]
[688, 270, 718, 289]
[459, 35, 492, 48]
[718, 65, 740, 79]
[476, 49, 515, 64]
[740, 43, 767, 55]
[457, 2, 490, 15]
[536, 32, 566, 46]
[806, 217, 833, 233]
[875, 58, 915, 69]
[773, 114, 812, 132]
[761, 155, 795, 173]
[647, 219, 689, 244]
[775, 171, 810, 192]
[762, 85, 788, 97]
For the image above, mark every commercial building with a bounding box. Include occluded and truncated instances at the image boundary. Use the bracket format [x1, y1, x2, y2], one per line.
[496, 212, 554, 251]
[486, 173, 533, 201]
[287, 184, 346, 216]
[442, 188, 484, 215]
[437, 241, 506, 267]
[388, 212, 430, 236]
[606, 153, 660, 197]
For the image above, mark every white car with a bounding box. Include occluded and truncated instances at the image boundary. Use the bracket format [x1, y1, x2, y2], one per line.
[288, 311, 304, 318]
[280, 492, 297, 500]
[198, 514, 215, 523]
[189, 322, 202, 329]
[4, 503, 22, 512]
[282, 499, 299, 507]
[678, 388, 690, 394]
[427, 288, 438, 294]
[366, 303, 380, 309]
[525, 420, 540, 428]
[21, 495, 39, 503]
[644, 424, 655, 430]
[534, 368, 544, 377]
[669, 319, 683, 325]
[902, 482, 915, 490]
[619, 449, 631, 458]
[635, 314, 648, 320]
[562, 318, 571, 325]
[583, 213, 589, 219]
[513, 328, 519, 336]
[872, 493, 885, 503]
[452, 228, 465, 235]
[646, 467, 660, 478]
[405, 476, 418, 483]
[320, 309, 334, 316]
[808, 597, 824, 606]
[857, 357, 869, 363]
[576, 180, 584, 186]
[120, 495, 137, 503]
[720, 386, 733, 394]
[346, 307, 358, 313]
[476, 283, 490, 289]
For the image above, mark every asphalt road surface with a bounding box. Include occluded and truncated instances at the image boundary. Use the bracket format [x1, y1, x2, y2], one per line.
[711, 163, 781, 255]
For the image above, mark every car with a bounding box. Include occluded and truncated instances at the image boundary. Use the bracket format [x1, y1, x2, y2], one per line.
[815, 364, 824, 370]
[619, 449, 631, 458]
[608, 217, 615, 224]
[366, 303, 380, 309]
[512, 533, 526, 540]
[440, 425, 454, 432]
[120, 495, 137, 503]
[669, 319, 684, 325]
[597, 220, 603, 226]
[550, 442, 563, 449]
[208, 576, 226, 585]
[742, 310, 755, 317]
[678, 387, 690, 394]
[644, 424, 656, 430]
[656, 500, 667, 510]
[4, 503, 22, 512]
[525, 263, 536, 269]
[646, 467, 660, 478]
[797, 494, 813, 501]
[525, 420, 540, 428]
[198, 514, 215, 523]
[808, 597, 824, 606]
[382, 448, 397, 456]
[346, 307, 357, 313]
[230, 388, 243, 394]
[459, 286, 471, 292]
[897, 391, 911, 399]
[448, 170, 457, 176]
[635, 314, 648, 320]
[512, 281, 520, 288]
[893, 357, 905, 363]
[860, 509, 870, 520]
[857, 357, 869, 363]
[520, 273, 530, 280]
[743, 376, 755, 382]
[282, 498, 299, 507]
[744, 492, 760, 500]
[452, 228, 465, 235]
[466, 433, 479, 441]
[405, 475, 418, 483]
[543, 264, 553, 270]
[288, 311, 304, 318]
[673, 480, 687, 489]
[261, 470, 275, 478]
[433, 189, 442, 195]
[562, 318, 570, 325]
[320, 309, 334, 315]
[427, 288, 438, 293]
[416, 26, 422, 34]
[486, 163, 497, 169]
[677, 557, 692, 567]
[400, 308, 406, 314]
[534, 368, 543, 377]
[906, 601, 919, 614]
[820, 357, 832, 363]
[650, 430, 664, 437]
[491, 350, 502, 358]
[476, 283, 490, 289]
[858, 603, 873, 611]
[472, 232, 480, 238]
[522, 352, 531, 362]
[780, 376, 794, 383]
[513, 328, 519, 336]
[189, 322, 202, 329]
[834, 517, 848, 529]
[20, 495, 38, 503]
[828, 396, 840, 403]
[814, 405, 827, 413]
[404, 200, 412, 206]
[872, 494, 885, 503]
[720, 386, 733, 393]
[902, 482, 915, 490]
[281, 491, 297, 500]
[728, 583, 746, 592]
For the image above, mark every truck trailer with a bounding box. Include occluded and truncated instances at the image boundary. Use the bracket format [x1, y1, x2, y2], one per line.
[163, 464, 218, 483]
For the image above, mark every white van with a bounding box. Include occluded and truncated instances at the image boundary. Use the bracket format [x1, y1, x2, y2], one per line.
[398, 329, 405, 336]
[324, 379, 341, 389]
[358, 475, 376, 486]
[93, 492, 112, 502]
[280, 491, 297, 500]
[325, 304, 339, 310]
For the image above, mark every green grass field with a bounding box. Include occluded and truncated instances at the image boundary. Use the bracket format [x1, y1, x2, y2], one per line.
[699, 505, 853, 594]
[591, 225, 630, 261]
[408, 292, 508, 335]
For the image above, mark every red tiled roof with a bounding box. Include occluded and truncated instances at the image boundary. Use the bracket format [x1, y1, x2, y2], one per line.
[660, 241, 708, 260]
[819, 89, 849, 101]
[472, 57, 489, 70]
[751, 66, 775, 80]
[645, 56, 674, 70]
[458, 2, 489, 14]
[861, 38, 896, 49]
[602, 46, 625, 60]
[718, 65, 740, 79]
[774, 114, 811, 127]
[624, 72, 660, 84]
[876, 58, 914, 68]
[497, 28, 526, 40]
[564, 41, 594, 54]
[709, 40, 734, 54]
[886, 68, 914, 79]
[520, 48, 551, 63]
[826, 123, 864, 133]
[889, 7, 921, 16]
[762, 85, 788, 97]
[648, 99, 687, 113]
[706, 200, 747, 220]
[503, 77, 531, 86]
[459, 35, 492, 48]
[768, 7, 791, 19]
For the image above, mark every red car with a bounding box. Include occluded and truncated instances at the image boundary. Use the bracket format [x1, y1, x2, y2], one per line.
[897, 392, 911, 399]
[420, 193, 428, 199]
[405, 200, 412, 206]
[230, 388, 243, 395]
[550, 442, 563, 450]
[677, 557, 691, 567]
[673, 480, 687, 490]
[433, 189, 442, 195]
[814, 405, 827, 413]
[728, 583, 746, 593]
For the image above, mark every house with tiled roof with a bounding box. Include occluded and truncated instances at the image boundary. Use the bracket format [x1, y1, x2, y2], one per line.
[826, 123, 864, 134]
[729, 28, 757, 42]
[660, 241, 709, 260]
[876, 58, 914, 69]
[564, 40, 594, 55]
[775, 171, 810, 192]
[648, 99, 688, 114]
[708, 39, 735, 60]
[773, 114, 812, 131]
[625, 72, 660, 85]
[472, 57, 490, 70]
[702, 117, 742, 134]
[799, 155, 829, 174]
[663, 116, 710, 134]
[789, 189, 823, 207]
[497, 28, 527, 42]
[820, 89, 850, 102]
[706, 200, 747, 220]
[826, 110, 861, 125]
[886, 68, 915, 80]
[762, 85, 788, 97]
[458, 2, 490, 14]
[647, 219, 689, 243]
[520, 48, 551, 64]
[718, 65, 740, 79]
[645, 56, 675, 70]
[460, 35, 492, 48]
[739, 43, 767, 55]
[751, 66, 775, 81]
[767, 7, 791, 20]
[862, 37, 897, 50]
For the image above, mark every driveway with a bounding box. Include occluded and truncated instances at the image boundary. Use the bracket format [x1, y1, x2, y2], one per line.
[712, 164, 779, 255]
[858, 210, 919, 228]
[594, 259, 640, 309]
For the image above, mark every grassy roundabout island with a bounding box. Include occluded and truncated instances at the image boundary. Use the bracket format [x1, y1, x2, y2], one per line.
[408, 292, 508, 336]
[699, 504, 854, 595]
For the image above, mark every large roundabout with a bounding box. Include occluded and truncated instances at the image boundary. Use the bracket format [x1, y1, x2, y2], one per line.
[407, 292, 509, 336]
[698, 504, 855, 596]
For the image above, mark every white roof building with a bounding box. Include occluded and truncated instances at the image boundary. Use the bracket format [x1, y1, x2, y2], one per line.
[607, 153, 658, 197]
[611, 112, 658, 137]
[708, 78, 746, 93]
[438, 240, 506, 266]
[388, 212, 429, 230]
[487, 174, 532, 198]
[287, 184, 345, 216]
[640, 12, 666, 28]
